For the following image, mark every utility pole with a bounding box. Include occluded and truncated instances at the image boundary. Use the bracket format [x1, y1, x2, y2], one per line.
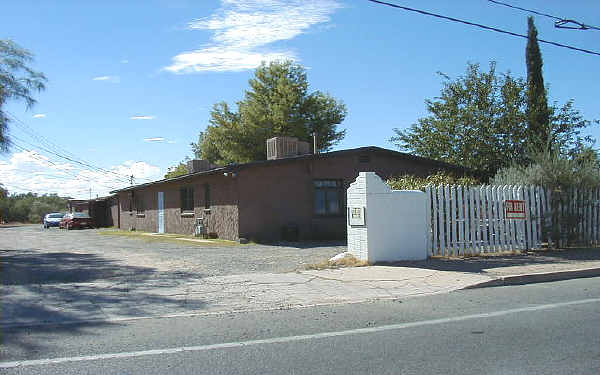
[130, 175, 135, 185]
[89, 188, 92, 200]
[312, 132, 318, 154]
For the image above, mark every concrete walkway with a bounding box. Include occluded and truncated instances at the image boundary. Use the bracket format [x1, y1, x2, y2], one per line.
[4, 249, 600, 328]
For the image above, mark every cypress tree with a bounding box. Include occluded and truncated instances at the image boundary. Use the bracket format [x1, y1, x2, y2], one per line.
[526, 16, 550, 153]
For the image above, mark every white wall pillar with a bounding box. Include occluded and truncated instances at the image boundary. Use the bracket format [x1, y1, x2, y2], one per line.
[347, 172, 428, 262]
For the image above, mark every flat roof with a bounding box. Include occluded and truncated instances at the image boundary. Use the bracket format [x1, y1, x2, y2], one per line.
[110, 146, 467, 194]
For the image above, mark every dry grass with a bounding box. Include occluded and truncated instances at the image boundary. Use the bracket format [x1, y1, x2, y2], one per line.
[98, 229, 239, 246]
[305, 255, 371, 270]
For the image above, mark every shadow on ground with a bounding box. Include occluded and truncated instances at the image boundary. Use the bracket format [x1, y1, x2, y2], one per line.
[378, 247, 600, 273]
[0, 249, 208, 357]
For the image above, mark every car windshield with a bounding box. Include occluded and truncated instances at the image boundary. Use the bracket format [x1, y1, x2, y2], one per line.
[48, 213, 64, 218]
[73, 213, 90, 218]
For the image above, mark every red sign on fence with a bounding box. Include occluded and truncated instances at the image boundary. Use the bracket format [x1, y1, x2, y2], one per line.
[505, 199, 526, 219]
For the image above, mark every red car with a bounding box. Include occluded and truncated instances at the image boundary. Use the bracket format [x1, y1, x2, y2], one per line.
[60, 212, 93, 230]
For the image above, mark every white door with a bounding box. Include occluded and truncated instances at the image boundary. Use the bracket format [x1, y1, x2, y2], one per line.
[157, 191, 165, 234]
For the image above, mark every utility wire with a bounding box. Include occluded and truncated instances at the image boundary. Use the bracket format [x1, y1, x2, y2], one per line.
[365, 0, 600, 56]
[7, 112, 154, 183]
[487, 0, 561, 21]
[6, 140, 123, 191]
[487, 0, 600, 31]
[9, 133, 131, 184]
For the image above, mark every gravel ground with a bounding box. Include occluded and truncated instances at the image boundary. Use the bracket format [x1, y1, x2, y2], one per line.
[1, 225, 345, 285]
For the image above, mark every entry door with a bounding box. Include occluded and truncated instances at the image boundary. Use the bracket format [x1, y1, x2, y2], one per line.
[157, 191, 165, 234]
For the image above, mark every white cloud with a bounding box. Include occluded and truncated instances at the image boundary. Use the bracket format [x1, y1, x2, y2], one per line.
[167, 140, 177, 144]
[164, 0, 342, 73]
[121, 59, 129, 64]
[32, 114, 46, 119]
[130, 115, 155, 120]
[92, 75, 120, 83]
[144, 137, 165, 142]
[0, 151, 162, 199]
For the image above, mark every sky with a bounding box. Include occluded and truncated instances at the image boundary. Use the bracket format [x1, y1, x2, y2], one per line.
[1, 0, 599, 199]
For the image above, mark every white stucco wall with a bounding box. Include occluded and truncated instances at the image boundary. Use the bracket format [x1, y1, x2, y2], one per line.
[347, 172, 428, 262]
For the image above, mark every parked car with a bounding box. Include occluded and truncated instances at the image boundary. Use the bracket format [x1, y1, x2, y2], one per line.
[43, 212, 65, 228]
[60, 212, 93, 230]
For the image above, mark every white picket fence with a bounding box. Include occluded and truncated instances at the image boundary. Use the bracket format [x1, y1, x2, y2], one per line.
[425, 185, 600, 256]
[425, 185, 545, 256]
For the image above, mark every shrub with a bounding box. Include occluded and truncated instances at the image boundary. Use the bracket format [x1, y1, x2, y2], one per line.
[387, 171, 481, 191]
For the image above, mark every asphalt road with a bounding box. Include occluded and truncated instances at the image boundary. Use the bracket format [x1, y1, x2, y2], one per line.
[2, 277, 600, 374]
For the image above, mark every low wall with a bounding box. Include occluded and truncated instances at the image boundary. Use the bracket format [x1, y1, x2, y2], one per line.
[347, 172, 427, 262]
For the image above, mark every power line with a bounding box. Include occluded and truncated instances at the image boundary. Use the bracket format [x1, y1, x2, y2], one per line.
[487, 0, 561, 21]
[365, 0, 600, 57]
[487, 0, 600, 31]
[6, 140, 123, 191]
[6, 112, 155, 183]
[7, 115, 134, 183]
[8, 133, 131, 184]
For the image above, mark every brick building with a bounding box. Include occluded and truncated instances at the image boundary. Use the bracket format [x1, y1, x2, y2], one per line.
[107, 138, 465, 241]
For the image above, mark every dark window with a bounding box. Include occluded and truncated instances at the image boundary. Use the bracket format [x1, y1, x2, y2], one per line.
[180, 186, 194, 212]
[313, 180, 343, 216]
[204, 184, 211, 209]
[135, 193, 144, 214]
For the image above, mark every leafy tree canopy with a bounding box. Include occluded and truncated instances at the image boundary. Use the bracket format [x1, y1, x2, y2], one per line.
[0, 192, 68, 223]
[391, 61, 595, 179]
[192, 60, 347, 165]
[0, 39, 47, 152]
[164, 161, 189, 179]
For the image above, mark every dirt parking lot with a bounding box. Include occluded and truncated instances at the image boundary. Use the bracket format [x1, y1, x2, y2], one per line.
[0, 225, 345, 326]
[1, 225, 344, 284]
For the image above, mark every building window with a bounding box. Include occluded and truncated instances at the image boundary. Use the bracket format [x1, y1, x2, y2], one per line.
[313, 180, 343, 216]
[180, 186, 194, 212]
[135, 192, 144, 214]
[204, 184, 211, 209]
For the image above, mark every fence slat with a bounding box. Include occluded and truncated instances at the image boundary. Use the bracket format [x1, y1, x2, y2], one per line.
[468, 187, 476, 255]
[457, 186, 465, 256]
[444, 185, 451, 256]
[524, 186, 531, 249]
[431, 186, 438, 255]
[503, 186, 515, 251]
[438, 186, 445, 256]
[481, 186, 490, 253]
[497, 186, 507, 251]
[534, 186, 542, 248]
[512, 185, 520, 249]
[426, 185, 433, 256]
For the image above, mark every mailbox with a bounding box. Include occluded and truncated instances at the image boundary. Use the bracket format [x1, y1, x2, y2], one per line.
[348, 206, 366, 226]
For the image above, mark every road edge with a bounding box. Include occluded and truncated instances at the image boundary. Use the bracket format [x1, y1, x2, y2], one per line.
[463, 267, 600, 289]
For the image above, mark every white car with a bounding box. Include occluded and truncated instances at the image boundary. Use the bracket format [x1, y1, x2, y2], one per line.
[43, 212, 65, 228]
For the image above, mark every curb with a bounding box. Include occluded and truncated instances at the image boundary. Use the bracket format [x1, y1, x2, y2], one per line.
[464, 267, 600, 289]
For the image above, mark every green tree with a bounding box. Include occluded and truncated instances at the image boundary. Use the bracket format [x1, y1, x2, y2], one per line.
[0, 39, 47, 152]
[193, 61, 347, 165]
[164, 162, 188, 179]
[526, 16, 550, 152]
[391, 62, 594, 179]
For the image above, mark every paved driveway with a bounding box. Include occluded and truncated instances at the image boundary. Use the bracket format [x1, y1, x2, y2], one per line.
[0, 225, 344, 325]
